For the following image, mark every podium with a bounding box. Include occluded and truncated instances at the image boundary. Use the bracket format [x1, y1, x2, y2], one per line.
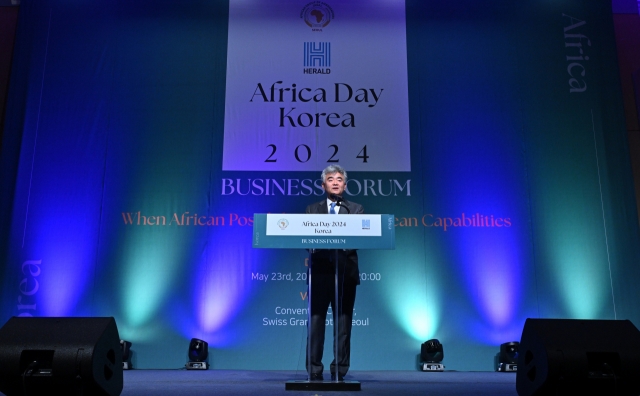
[253, 213, 395, 391]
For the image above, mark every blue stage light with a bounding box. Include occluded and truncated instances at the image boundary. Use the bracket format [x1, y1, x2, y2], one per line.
[497, 341, 519, 372]
[186, 338, 209, 370]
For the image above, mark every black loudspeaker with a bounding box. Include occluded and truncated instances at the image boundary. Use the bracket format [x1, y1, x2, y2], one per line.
[516, 318, 640, 396]
[0, 317, 123, 396]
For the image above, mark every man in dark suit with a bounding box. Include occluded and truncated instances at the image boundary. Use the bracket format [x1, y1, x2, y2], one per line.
[305, 164, 363, 382]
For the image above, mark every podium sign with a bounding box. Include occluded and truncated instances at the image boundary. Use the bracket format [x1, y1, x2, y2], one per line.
[253, 214, 395, 250]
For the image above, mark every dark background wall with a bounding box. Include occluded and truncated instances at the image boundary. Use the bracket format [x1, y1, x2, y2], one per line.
[1, 0, 639, 371]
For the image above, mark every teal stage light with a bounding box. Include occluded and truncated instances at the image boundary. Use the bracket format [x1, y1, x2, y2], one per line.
[120, 340, 132, 370]
[420, 339, 444, 372]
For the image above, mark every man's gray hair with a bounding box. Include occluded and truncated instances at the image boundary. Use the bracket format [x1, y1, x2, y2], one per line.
[321, 165, 347, 183]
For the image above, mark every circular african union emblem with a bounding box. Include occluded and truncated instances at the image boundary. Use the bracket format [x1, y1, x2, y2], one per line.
[301, 2, 334, 30]
[277, 218, 289, 230]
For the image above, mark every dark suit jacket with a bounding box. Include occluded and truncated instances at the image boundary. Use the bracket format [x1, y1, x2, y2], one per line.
[305, 198, 364, 285]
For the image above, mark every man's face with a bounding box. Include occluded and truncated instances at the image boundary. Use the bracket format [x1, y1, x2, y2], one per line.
[322, 172, 346, 197]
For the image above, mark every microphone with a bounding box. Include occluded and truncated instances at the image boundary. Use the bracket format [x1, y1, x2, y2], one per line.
[330, 195, 351, 214]
[329, 193, 344, 203]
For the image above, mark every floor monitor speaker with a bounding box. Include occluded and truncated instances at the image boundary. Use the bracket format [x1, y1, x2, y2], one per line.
[516, 318, 640, 396]
[0, 316, 123, 396]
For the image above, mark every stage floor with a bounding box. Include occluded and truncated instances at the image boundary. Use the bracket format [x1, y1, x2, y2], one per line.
[121, 370, 518, 396]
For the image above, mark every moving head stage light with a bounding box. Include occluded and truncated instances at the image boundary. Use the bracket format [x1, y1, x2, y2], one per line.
[420, 339, 444, 372]
[120, 340, 132, 370]
[186, 338, 209, 370]
[497, 341, 519, 372]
